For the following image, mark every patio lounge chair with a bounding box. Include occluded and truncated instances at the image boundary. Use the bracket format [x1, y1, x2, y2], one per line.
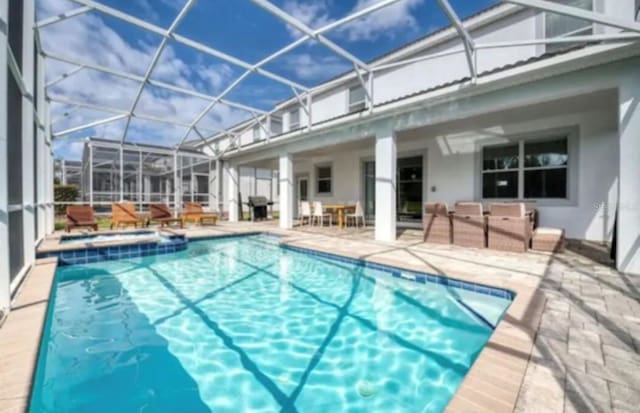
[422, 202, 451, 244]
[65, 205, 98, 233]
[181, 203, 218, 225]
[452, 202, 486, 248]
[110, 203, 145, 229]
[148, 204, 183, 228]
[488, 202, 531, 252]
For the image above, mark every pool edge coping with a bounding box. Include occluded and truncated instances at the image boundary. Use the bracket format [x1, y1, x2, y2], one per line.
[6, 229, 543, 413]
[0, 257, 58, 412]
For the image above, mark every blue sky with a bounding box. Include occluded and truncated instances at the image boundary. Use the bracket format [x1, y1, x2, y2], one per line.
[38, 0, 496, 159]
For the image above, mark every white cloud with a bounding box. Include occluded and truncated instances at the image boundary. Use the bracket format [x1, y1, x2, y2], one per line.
[282, 0, 424, 41]
[281, 53, 350, 82]
[133, 0, 159, 21]
[38, 0, 249, 157]
[283, 0, 334, 36]
[197, 63, 235, 92]
[340, 0, 424, 41]
[52, 140, 86, 160]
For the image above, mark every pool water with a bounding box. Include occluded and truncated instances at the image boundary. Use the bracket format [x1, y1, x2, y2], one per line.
[30, 234, 512, 413]
[59, 231, 162, 244]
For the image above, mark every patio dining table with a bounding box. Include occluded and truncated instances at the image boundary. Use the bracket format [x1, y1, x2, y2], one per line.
[322, 203, 356, 229]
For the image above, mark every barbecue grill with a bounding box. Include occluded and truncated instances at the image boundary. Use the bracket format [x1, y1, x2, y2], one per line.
[246, 196, 273, 221]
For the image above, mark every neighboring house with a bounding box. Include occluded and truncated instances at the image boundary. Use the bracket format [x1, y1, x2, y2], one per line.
[197, 1, 640, 275]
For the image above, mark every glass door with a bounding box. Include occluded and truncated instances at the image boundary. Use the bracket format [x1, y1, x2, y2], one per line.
[362, 156, 423, 224]
[397, 156, 423, 223]
[364, 161, 375, 220]
[295, 176, 308, 218]
[297, 177, 308, 202]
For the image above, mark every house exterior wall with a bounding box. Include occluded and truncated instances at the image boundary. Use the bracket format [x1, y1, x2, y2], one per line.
[203, 0, 637, 154]
[284, 101, 617, 242]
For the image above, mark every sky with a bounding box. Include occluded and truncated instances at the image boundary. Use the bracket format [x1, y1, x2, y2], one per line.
[38, 0, 496, 160]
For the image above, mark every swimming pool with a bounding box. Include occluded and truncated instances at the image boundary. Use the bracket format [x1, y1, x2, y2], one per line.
[30, 234, 512, 413]
[59, 230, 163, 244]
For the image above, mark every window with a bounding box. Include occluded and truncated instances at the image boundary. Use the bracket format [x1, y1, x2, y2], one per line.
[524, 139, 568, 198]
[289, 107, 300, 131]
[482, 144, 519, 198]
[253, 124, 261, 142]
[270, 115, 283, 135]
[482, 137, 569, 199]
[316, 165, 332, 195]
[349, 85, 367, 113]
[545, 0, 593, 52]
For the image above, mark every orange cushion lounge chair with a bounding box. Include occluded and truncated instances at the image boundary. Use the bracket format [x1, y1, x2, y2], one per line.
[181, 203, 218, 226]
[110, 203, 145, 229]
[65, 205, 98, 233]
[148, 204, 183, 228]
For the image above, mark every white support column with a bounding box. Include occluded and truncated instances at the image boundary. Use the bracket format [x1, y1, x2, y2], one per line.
[226, 162, 239, 222]
[88, 143, 94, 206]
[279, 152, 294, 229]
[208, 160, 215, 211]
[21, 0, 36, 267]
[138, 150, 143, 211]
[173, 152, 180, 211]
[367, 71, 374, 113]
[190, 163, 195, 202]
[0, 0, 10, 310]
[215, 159, 222, 213]
[375, 130, 397, 242]
[617, 74, 640, 275]
[306, 93, 312, 130]
[119, 145, 124, 202]
[46, 145, 54, 233]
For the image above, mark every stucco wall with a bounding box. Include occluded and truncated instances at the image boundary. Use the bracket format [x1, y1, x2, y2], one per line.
[285, 99, 618, 242]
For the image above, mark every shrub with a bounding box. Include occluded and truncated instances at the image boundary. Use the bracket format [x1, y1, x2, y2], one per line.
[54, 184, 79, 215]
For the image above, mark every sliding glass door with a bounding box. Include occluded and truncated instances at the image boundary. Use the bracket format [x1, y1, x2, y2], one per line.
[364, 161, 375, 220]
[397, 156, 423, 223]
[363, 155, 423, 224]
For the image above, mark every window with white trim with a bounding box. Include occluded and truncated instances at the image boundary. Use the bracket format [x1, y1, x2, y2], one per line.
[289, 107, 300, 131]
[348, 85, 367, 113]
[545, 0, 593, 53]
[482, 137, 568, 199]
[252, 124, 261, 142]
[316, 164, 332, 195]
[270, 115, 282, 135]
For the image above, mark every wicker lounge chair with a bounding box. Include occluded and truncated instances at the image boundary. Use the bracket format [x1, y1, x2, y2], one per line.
[452, 202, 486, 248]
[488, 202, 531, 252]
[148, 204, 183, 228]
[65, 205, 98, 233]
[181, 203, 218, 225]
[110, 203, 145, 229]
[422, 202, 451, 244]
